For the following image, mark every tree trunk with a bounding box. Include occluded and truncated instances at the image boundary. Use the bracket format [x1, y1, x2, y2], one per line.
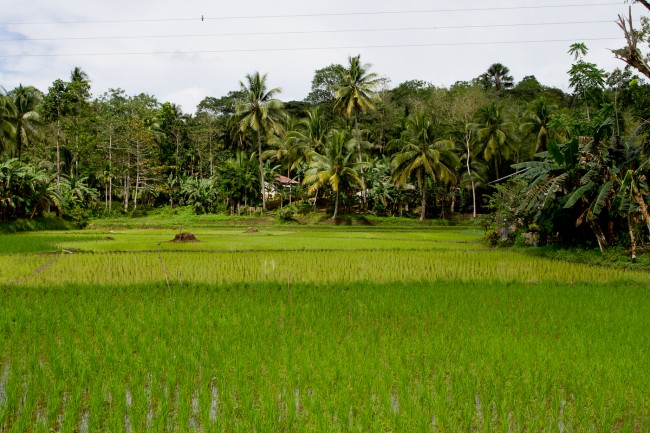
[313, 189, 319, 207]
[123, 174, 130, 213]
[133, 141, 140, 211]
[588, 219, 608, 252]
[108, 131, 112, 210]
[209, 130, 214, 176]
[332, 190, 340, 219]
[466, 132, 477, 217]
[613, 8, 650, 80]
[175, 133, 180, 175]
[495, 149, 500, 180]
[258, 130, 266, 211]
[628, 213, 637, 262]
[288, 168, 292, 205]
[354, 111, 367, 205]
[450, 187, 456, 214]
[56, 115, 61, 186]
[420, 173, 427, 221]
[633, 187, 650, 238]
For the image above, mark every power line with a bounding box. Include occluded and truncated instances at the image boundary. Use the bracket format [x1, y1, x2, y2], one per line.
[0, 37, 622, 58]
[0, 20, 621, 43]
[0, 3, 623, 25]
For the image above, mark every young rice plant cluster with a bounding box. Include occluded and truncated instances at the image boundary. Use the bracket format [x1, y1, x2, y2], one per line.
[0, 227, 649, 432]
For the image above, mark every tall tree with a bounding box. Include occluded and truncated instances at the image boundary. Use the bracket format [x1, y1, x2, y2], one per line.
[96, 88, 129, 210]
[391, 112, 459, 221]
[158, 102, 188, 176]
[287, 106, 331, 168]
[305, 64, 345, 106]
[235, 72, 284, 210]
[521, 98, 554, 153]
[473, 103, 514, 179]
[41, 67, 91, 185]
[7, 85, 42, 159]
[479, 63, 514, 92]
[0, 95, 15, 154]
[612, 5, 650, 79]
[304, 130, 367, 219]
[567, 43, 605, 120]
[446, 83, 489, 217]
[334, 55, 381, 203]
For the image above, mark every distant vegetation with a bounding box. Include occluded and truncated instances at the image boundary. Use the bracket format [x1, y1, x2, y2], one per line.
[1, 12, 649, 257]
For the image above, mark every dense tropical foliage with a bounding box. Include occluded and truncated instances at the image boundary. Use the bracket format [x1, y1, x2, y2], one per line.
[1, 31, 649, 255]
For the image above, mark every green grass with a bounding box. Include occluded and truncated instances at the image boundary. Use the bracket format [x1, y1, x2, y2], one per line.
[1, 281, 648, 432]
[1, 222, 649, 431]
[0, 232, 103, 254]
[88, 206, 275, 229]
[87, 206, 469, 230]
[54, 227, 483, 253]
[0, 215, 77, 234]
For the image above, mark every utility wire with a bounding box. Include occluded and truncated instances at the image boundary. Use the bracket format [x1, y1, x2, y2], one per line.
[0, 3, 623, 25]
[0, 20, 622, 43]
[0, 37, 621, 58]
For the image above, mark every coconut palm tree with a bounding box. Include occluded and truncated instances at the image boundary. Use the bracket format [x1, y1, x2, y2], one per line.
[473, 102, 515, 179]
[334, 55, 380, 134]
[235, 72, 285, 210]
[391, 112, 459, 221]
[521, 98, 554, 154]
[303, 130, 368, 219]
[263, 117, 298, 179]
[0, 94, 16, 155]
[290, 106, 330, 154]
[334, 55, 381, 202]
[70, 66, 89, 84]
[7, 85, 42, 159]
[282, 106, 332, 175]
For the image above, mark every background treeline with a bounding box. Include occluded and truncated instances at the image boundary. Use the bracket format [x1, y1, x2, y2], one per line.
[1, 43, 649, 252]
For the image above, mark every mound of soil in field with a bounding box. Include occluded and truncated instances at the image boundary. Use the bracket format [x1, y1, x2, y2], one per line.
[172, 232, 198, 242]
[245, 227, 259, 233]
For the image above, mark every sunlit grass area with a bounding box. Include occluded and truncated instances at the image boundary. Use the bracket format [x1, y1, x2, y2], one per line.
[1, 281, 649, 432]
[1, 223, 649, 431]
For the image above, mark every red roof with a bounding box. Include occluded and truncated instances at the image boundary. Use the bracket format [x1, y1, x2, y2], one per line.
[276, 175, 299, 185]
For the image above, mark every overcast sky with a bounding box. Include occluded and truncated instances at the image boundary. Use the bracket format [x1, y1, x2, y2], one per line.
[0, 0, 645, 113]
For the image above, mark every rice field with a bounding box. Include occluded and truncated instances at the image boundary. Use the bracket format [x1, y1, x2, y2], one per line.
[1, 225, 649, 432]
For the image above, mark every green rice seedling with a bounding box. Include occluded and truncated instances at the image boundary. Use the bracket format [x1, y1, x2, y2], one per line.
[8, 248, 648, 287]
[1, 224, 650, 431]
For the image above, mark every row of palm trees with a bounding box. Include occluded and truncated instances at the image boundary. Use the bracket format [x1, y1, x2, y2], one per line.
[236, 57, 477, 219]
[0, 57, 550, 222]
[2, 52, 647, 237]
[235, 55, 383, 213]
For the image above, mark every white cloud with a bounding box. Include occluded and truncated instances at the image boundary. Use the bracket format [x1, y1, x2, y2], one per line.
[0, 0, 644, 111]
